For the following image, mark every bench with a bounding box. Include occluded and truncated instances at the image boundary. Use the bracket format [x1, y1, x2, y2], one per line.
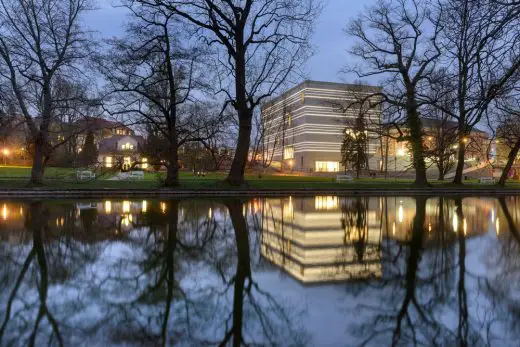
[128, 171, 145, 180]
[76, 170, 95, 181]
[336, 174, 354, 183]
[478, 177, 495, 184]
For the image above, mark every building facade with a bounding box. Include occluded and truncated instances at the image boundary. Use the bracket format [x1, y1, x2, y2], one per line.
[97, 134, 146, 170]
[382, 118, 490, 173]
[261, 81, 382, 173]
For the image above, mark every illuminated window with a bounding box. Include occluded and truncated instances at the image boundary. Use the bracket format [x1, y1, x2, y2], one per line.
[123, 200, 130, 213]
[121, 142, 134, 150]
[283, 197, 294, 219]
[315, 161, 339, 172]
[315, 196, 338, 210]
[123, 157, 131, 168]
[284, 146, 294, 160]
[287, 114, 292, 126]
[104, 156, 112, 168]
[141, 157, 148, 169]
[104, 200, 112, 213]
[396, 143, 406, 156]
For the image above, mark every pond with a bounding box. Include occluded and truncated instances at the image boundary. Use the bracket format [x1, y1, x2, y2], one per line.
[0, 195, 519, 346]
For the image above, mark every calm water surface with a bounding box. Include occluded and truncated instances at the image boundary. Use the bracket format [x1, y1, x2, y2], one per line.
[0, 196, 519, 346]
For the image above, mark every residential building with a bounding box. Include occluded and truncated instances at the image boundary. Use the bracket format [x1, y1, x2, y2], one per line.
[261, 80, 383, 173]
[97, 134, 146, 170]
[73, 117, 134, 152]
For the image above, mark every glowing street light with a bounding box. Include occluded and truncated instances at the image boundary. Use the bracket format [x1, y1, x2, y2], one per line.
[1, 148, 9, 165]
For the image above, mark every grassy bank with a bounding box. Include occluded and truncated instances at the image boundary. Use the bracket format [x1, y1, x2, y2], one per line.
[0, 166, 518, 190]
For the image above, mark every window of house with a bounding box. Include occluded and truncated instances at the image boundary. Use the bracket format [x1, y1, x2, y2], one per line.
[121, 142, 134, 150]
[141, 157, 148, 169]
[315, 161, 339, 172]
[287, 114, 292, 126]
[284, 146, 294, 159]
[104, 156, 112, 168]
[123, 156, 131, 169]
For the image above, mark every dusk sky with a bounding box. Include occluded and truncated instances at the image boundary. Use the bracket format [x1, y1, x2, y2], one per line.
[85, 0, 379, 86]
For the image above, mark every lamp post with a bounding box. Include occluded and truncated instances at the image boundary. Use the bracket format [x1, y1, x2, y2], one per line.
[1, 148, 9, 166]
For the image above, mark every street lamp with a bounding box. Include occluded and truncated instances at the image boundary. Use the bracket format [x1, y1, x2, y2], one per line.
[1, 148, 9, 165]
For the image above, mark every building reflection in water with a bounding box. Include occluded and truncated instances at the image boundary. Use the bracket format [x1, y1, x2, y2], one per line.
[0, 196, 519, 345]
[257, 196, 499, 284]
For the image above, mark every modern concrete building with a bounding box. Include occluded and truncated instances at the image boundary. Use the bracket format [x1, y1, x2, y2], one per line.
[261, 80, 383, 173]
[259, 196, 383, 283]
[257, 196, 495, 283]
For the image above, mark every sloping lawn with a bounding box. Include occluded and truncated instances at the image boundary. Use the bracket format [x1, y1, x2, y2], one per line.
[0, 166, 519, 190]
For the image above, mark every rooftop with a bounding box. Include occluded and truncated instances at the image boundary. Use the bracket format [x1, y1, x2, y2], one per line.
[263, 80, 383, 109]
[98, 134, 145, 153]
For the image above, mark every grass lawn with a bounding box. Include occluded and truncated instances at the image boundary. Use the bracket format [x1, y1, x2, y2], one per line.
[0, 166, 519, 190]
[0, 166, 76, 179]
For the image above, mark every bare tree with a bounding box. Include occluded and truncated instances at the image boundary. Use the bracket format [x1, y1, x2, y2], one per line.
[495, 85, 520, 186]
[249, 100, 288, 173]
[424, 74, 459, 180]
[98, 1, 224, 187]
[436, 0, 520, 184]
[0, 0, 93, 185]
[139, 0, 320, 185]
[341, 116, 369, 178]
[347, 0, 442, 186]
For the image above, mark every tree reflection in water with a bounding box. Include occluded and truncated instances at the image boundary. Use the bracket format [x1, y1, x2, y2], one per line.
[0, 199, 307, 346]
[0, 201, 100, 347]
[2, 196, 520, 345]
[346, 196, 518, 346]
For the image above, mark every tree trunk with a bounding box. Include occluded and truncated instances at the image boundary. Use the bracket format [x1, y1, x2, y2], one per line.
[226, 116, 252, 186]
[164, 143, 179, 187]
[161, 200, 177, 345]
[437, 161, 445, 181]
[29, 135, 46, 186]
[453, 133, 466, 184]
[392, 196, 426, 344]
[406, 105, 428, 186]
[226, 200, 251, 346]
[498, 140, 520, 186]
[226, 30, 251, 186]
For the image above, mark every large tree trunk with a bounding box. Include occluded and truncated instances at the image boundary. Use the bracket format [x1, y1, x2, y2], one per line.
[453, 133, 466, 184]
[498, 140, 520, 186]
[226, 200, 252, 346]
[161, 200, 177, 345]
[454, 198, 469, 344]
[437, 160, 445, 181]
[226, 114, 252, 186]
[226, 33, 252, 186]
[29, 135, 46, 186]
[392, 196, 426, 344]
[164, 143, 179, 187]
[406, 103, 428, 186]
